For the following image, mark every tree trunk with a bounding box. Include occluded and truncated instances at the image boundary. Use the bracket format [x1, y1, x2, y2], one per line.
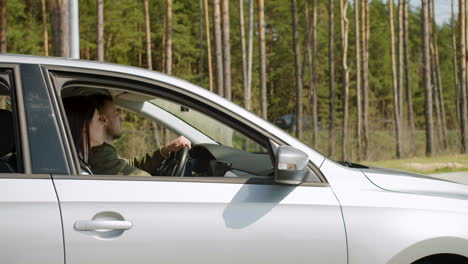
[431, 41, 443, 150]
[137, 24, 142, 67]
[340, 0, 349, 160]
[258, 0, 267, 119]
[362, 0, 370, 160]
[41, 0, 49, 56]
[423, 0, 434, 156]
[164, 0, 173, 143]
[221, 0, 231, 100]
[389, 0, 402, 158]
[246, 0, 254, 111]
[397, 0, 404, 126]
[291, 0, 303, 139]
[403, 0, 415, 137]
[49, 0, 70, 57]
[144, 0, 152, 70]
[460, 0, 468, 153]
[308, 0, 318, 148]
[49, 0, 63, 56]
[161, 16, 166, 71]
[0, 0, 5, 53]
[105, 32, 112, 58]
[466, 0, 468, 140]
[328, 0, 335, 159]
[85, 47, 90, 60]
[355, 0, 362, 160]
[59, 0, 69, 57]
[144, 0, 162, 146]
[428, 1, 441, 149]
[203, 0, 213, 92]
[430, 0, 448, 150]
[452, 0, 460, 134]
[463, 1, 468, 153]
[151, 122, 161, 148]
[165, 0, 172, 75]
[97, 0, 104, 61]
[240, 0, 247, 106]
[213, 0, 224, 96]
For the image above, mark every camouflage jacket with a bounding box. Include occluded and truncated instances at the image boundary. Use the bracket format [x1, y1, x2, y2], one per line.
[89, 142, 166, 176]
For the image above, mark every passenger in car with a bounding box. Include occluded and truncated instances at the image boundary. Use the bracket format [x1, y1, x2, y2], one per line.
[88, 94, 191, 176]
[63, 96, 105, 175]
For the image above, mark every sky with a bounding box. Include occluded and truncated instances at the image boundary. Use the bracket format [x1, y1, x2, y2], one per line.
[408, 0, 456, 25]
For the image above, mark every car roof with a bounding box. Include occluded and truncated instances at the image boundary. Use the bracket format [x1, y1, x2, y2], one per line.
[0, 53, 216, 104]
[0, 53, 177, 85]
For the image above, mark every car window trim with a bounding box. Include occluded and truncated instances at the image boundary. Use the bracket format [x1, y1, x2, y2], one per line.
[51, 174, 329, 187]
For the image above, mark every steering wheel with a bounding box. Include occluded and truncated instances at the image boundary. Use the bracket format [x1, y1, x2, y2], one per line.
[158, 146, 189, 176]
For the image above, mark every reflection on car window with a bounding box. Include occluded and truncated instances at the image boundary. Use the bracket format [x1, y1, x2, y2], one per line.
[150, 98, 267, 153]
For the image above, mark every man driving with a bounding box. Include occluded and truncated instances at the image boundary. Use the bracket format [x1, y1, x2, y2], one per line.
[88, 94, 191, 176]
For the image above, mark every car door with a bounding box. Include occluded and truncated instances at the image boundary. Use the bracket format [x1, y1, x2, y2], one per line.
[0, 65, 64, 264]
[49, 68, 347, 264]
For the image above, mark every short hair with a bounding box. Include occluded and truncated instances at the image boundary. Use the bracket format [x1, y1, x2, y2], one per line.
[63, 96, 98, 158]
[89, 93, 113, 114]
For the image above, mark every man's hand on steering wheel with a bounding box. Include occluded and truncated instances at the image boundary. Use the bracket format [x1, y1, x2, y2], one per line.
[158, 146, 190, 176]
[160, 136, 191, 157]
[157, 136, 191, 177]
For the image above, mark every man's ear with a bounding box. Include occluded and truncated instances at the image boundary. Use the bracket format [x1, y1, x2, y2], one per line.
[100, 114, 108, 125]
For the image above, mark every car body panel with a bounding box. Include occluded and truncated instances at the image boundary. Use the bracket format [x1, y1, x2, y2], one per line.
[320, 160, 468, 264]
[364, 168, 468, 200]
[53, 176, 347, 264]
[0, 176, 64, 264]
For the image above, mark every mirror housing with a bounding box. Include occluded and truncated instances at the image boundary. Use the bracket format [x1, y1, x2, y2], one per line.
[274, 146, 309, 185]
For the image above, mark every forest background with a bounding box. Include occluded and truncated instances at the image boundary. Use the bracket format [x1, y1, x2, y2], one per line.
[1, 0, 468, 173]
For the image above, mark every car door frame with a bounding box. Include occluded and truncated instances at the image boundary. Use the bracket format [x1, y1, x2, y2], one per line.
[43, 64, 326, 183]
[43, 64, 349, 264]
[0, 63, 65, 264]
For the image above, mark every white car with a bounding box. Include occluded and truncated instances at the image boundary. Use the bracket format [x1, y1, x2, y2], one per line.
[0, 54, 467, 264]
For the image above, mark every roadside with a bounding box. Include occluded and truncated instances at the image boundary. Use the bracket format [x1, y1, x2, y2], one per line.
[429, 171, 468, 185]
[364, 154, 468, 175]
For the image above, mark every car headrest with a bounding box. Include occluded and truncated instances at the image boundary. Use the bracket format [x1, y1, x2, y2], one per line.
[0, 109, 14, 157]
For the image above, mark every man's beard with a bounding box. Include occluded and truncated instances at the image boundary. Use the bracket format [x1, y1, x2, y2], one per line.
[112, 132, 122, 140]
[110, 127, 122, 140]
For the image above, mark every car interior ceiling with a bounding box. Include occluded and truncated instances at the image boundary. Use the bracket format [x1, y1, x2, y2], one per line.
[61, 85, 153, 103]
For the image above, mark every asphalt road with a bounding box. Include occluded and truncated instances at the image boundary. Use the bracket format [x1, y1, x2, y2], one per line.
[430, 171, 468, 185]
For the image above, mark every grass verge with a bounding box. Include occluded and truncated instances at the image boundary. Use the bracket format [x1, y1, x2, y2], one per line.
[363, 154, 468, 174]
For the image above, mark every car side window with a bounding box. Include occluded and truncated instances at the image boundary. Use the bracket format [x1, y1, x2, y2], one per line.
[150, 98, 268, 153]
[113, 96, 275, 178]
[59, 85, 274, 178]
[0, 69, 22, 173]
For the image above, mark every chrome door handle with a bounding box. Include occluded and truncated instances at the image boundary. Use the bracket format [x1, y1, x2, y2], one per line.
[74, 220, 133, 231]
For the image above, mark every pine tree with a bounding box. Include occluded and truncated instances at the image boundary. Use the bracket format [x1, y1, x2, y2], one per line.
[291, 0, 303, 139]
[389, 0, 402, 158]
[328, 0, 335, 159]
[340, 0, 349, 160]
[97, 0, 104, 61]
[423, 0, 434, 156]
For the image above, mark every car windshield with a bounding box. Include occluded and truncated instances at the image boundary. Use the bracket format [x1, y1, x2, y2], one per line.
[149, 98, 267, 153]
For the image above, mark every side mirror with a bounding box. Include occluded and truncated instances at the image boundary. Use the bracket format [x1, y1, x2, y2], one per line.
[274, 146, 309, 185]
